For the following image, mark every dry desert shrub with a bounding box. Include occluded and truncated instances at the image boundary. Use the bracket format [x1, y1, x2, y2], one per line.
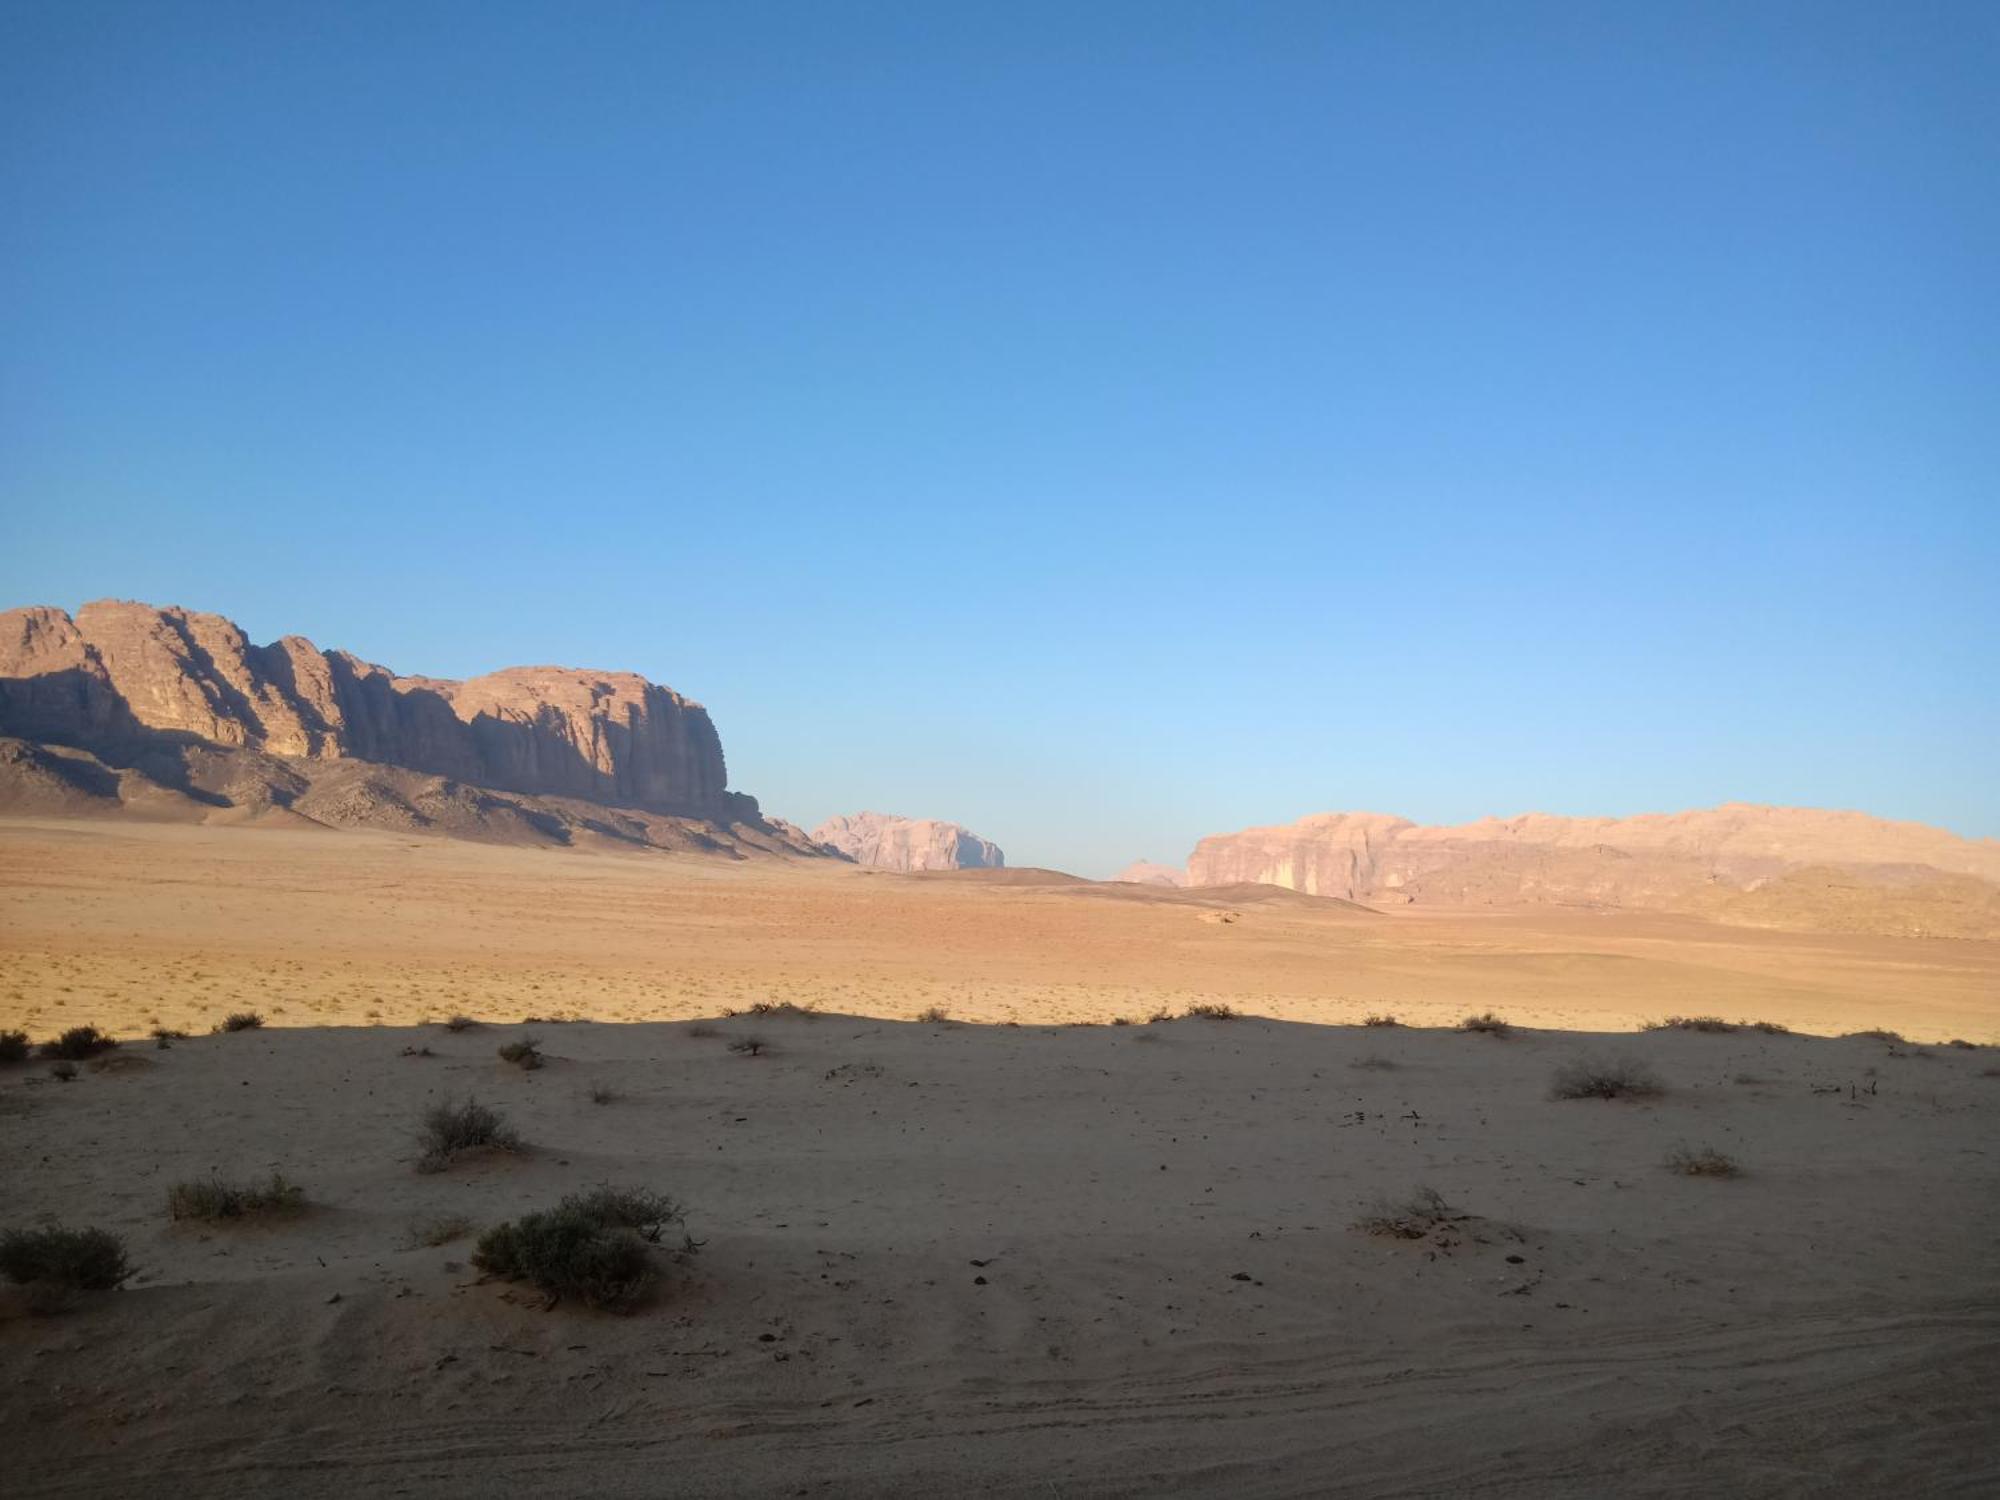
[472, 1186, 685, 1312]
[1845, 1028, 1906, 1044]
[747, 1000, 817, 1019]
[497, 1035, 545, 1070]
[728, 1036, 770, 1057]
[1184, 1002, 1240, 1020]
[0, 1224, 131, 1309]
[40, 1026, 116, 1061]
[150, 1026, 189, 1049]
[0, 1030, 29, 1064]
[1145, 1006, 1175, 1024]
[215, 1012, 264, 1033]
[1353, 1185, 1455, 1239]
[167, 1172, 305, 1222]
[1457, 1012, 1512, 1037]
[442, 1014, 479, 1032]
[1550, 1054, 1665, 1100]
[407, 1212, 473, 1248]
[686, 1022, 721, 1038]
[1362, 1014, 1400, 1028]
[49, 1061, 79, 1083]
[1110, 1016, 1134, 1026]
[1744, 1020, 1792, 1035]
[1645, 1016, 1736, 1033]
[1664, 1143, 1741, 1178]
[916, 1005, 951, 1024]
[586, 1083, 618, 1105]
[1946, 1039, 1977, 1050]
[416, 1097, 521, 1172]
[1349, 1054, 1399, 1071]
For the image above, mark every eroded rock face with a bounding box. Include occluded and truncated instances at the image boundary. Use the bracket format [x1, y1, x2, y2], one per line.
[0, 599, 734, 818]
[1186, 805, 2000, 928]
[812, 811, 1004, 871]
[1114, 860, 1186, 886]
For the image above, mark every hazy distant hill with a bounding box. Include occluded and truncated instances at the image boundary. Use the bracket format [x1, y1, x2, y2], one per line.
[812, 811, 1005, 871]
[1186, 805, 2000, 938]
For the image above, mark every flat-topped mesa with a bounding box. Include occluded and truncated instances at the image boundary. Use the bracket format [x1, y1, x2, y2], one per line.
[1185, 805, 2000, 936]
[813, 811, 1005, 871]
[0, 599, 735, 818]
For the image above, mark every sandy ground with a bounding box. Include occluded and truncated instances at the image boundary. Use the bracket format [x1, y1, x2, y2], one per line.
[3, 819, 1998, 1496]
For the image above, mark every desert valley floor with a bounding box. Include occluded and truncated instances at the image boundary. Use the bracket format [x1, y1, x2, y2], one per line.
[3, 820, 1997, 1496]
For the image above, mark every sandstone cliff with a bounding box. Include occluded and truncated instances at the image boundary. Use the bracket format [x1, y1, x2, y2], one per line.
[0, 599, 812, 856]
[1185, 806, 2000, 937]
[812, 811, 1004, 871]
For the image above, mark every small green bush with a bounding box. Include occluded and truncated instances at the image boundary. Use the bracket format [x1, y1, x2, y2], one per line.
[167, 1173, 305, 1222]
[0, 1225, 131, 1297]
[40, 1026, 116, 1061]
[472, 1186, 686, 1311]
[216, 1012, 264, 1033]
[0, 1030, 29, 1064]
[416, 1097, 521, 1172]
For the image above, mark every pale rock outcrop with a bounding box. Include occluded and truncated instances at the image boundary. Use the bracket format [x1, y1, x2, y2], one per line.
[1114, 860, 1186, 886]
[1185, 805, 2000, 935]
[813, 811, 1004, 871]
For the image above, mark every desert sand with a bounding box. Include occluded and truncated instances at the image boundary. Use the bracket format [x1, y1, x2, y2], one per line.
[3, 819, 1998, 1496]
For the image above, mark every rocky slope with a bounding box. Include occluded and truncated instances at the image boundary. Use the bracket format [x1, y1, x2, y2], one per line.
[812, 811, 1004, 871]
[0, 599, 816, 856]
[1185, 806, 2000, 937]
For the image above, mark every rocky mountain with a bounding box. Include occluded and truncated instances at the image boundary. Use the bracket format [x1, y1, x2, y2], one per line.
[0, 599, 818, 856]
[1114, 860, 1186, 886]
[1185, 805, 2000, 938]
[812, 811, 1004, 871]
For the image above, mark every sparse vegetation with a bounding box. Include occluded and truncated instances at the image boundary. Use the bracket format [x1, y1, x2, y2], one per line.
[587, 1083, 617, 1105]
[400, 1044, 436, 1058]
[1744, 1020, 1792, 1035]
[728, 1036, 770, 1057]
[1349, 1054, 1398, 1071]
[1362, 1014, 1399, 1028]
[1145, 1006, 1175, 1024]
[0, 1030, 29, 1064]
[442, 1014, 479, 1032]
[1946, 1039, 1977, 1050]
[1353, 1186, 1455, 1239]
[472, 1186, 686, 1311]
[407, 1212, 473, 1248]
[916, 1005, 950, 1024]
[216, 1012, 264, 1033]
[1457, 1012, 1511, 1037]
[747, 1000, 817, 1019]
[167, 1172, 306, 1222]
[1184, 1002, 1240, 1020]
[40, 1026, 116, 1061]
[416, 1097, 522, 1172]
[1846, 1028, 1906, 1044]
[686, 1022, 720, 1038]
[497, 1035, 545, 1070]
[0, 1225, 132, 1309]
[150, 1026, 189, 1049]
[1549, 1054, 1665, 1100]
[49, 1061, 78, 1082]
[1664, 1143, 1741, 1178]
[1110, 1016, 1133, 1026]
[1645, 1015, 1736, 1033]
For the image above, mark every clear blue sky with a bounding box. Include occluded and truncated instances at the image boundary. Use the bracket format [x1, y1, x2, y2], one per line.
[3, 1, 1994, 875]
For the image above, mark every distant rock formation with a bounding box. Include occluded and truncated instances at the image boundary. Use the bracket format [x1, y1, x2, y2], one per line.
[1185, 806, 2000, 938]
[812, 811, 1004, 871]
[1115, 860, 1186, 886]
[0, 599, 818, 856]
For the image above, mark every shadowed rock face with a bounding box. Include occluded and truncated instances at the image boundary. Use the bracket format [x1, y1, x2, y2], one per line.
[0, 600, 735, 819]
[1184, 806, 2000, 936]
[812, 811, 1004, 871]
